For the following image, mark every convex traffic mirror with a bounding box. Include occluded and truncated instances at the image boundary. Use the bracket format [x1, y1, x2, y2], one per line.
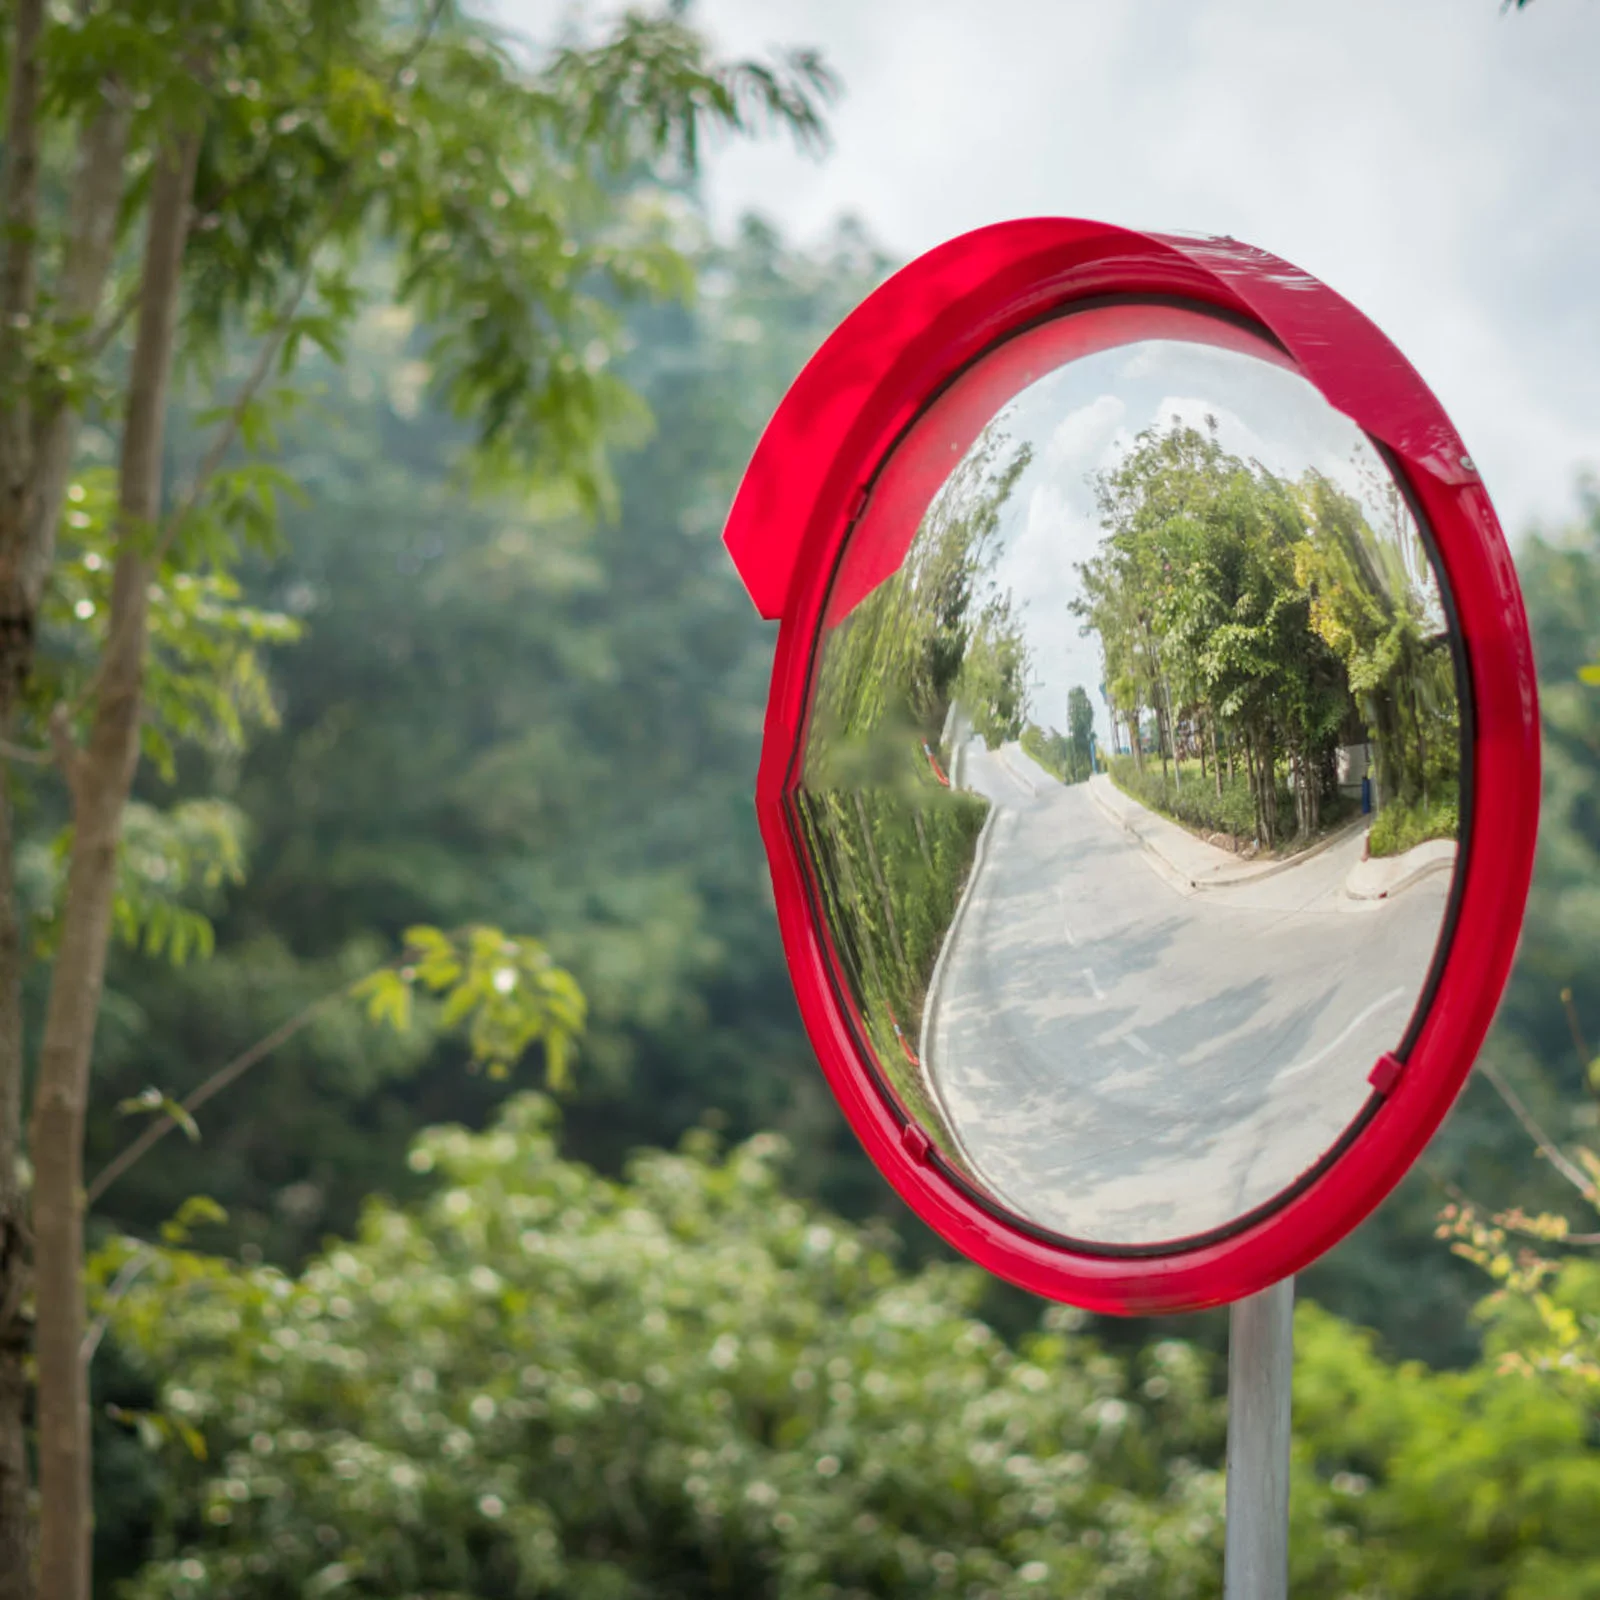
[725, 222, 1539, 1313]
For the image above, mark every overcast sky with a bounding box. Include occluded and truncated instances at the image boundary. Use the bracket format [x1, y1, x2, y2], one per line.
[489, 0, 1599, 546]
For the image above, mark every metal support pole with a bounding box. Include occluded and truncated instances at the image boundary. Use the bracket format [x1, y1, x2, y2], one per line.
[1223, 1276, 1294, 1600]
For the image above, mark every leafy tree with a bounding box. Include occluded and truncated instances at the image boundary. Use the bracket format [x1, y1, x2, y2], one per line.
[791, 424, 1035, 1156]
[1293, 472, 1457, 819]
[0, 1, 834, 1592]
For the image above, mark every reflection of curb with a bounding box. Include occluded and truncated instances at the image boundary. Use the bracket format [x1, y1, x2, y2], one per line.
[1344, 838, 1457, 901]
[1088, 774, 1364, 893]
[1197, 815, 1366, 887]
[917, 803, 999, 1169]
[1087, 778, 1197, 897]
[995, 748, 1038, 797]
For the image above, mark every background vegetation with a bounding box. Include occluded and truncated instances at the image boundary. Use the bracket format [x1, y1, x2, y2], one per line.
[0, 1, 1594, 1594]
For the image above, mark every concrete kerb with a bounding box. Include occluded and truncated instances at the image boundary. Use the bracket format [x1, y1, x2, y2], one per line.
[1087, 777, 1200, 898]
[995, 747, 1039, 798]
[1087, 774, 1368, 895]
[1344, 838, 1458, 901]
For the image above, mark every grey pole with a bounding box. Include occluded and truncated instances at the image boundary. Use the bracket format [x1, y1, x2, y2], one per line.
[1223, 1276, 1294, 1600]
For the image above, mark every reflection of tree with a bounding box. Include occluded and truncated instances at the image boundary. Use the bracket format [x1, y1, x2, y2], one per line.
[1069, 686, 1096, 776]
[1293, 472, 1457, 814]
[810, 424, 1033, 762]
[1077, 420, 1458, 852]
[793, 425, 1033, 1144]
[1021, 685, 1097, 785]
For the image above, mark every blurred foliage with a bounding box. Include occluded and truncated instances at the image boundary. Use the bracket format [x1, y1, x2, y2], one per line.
[96, 1098, 1600, 1599]
[81, 216, 896, 1272]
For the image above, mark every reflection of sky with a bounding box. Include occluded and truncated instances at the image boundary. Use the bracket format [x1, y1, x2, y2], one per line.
[975, 339, 1432, 747]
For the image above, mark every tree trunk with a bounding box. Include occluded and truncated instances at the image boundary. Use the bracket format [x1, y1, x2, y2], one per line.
[1410, 680, 1429, 811]
[0, 773, 31, 1600]
[15, 100, 131, 627]
[30, 126, 200, 1600]
[0, 0, 42, 562]
[1247, 738, 1263, 846]
[0, 84, 130, 1600]
[0, 6, 45, 1591]
[1261, 733, 1278, 848]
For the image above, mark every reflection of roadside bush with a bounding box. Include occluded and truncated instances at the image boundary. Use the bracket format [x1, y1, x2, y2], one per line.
[1108, 755, 1262, 845]
[793, 783, 990, 1144]
[1368, 797, 1458, 859]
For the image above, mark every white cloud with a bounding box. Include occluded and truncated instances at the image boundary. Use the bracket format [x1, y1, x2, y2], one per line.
[1044, 393, 1127, 474]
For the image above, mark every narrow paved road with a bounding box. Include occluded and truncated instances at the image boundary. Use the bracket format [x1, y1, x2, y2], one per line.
[922, 741, 1451, 1245]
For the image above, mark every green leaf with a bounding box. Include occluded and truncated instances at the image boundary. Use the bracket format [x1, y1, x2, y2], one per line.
[354, 969, 414, 1034]
[117, 1089, 200, 1144]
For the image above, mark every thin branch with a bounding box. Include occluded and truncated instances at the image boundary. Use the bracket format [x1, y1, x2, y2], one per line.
[152, 277, 312, 566]
[0, 0, 45, 505]
[1422, 1160, 1600, 1248]
[86, 979, 368, 1207]
[1478, 1059, 1598, 1201]
[0, 737, 50, 766]
[84, 282, 139, 363]
[0, 0, 43, 333]
[45, 704, 82, 800]
[1561, 986, 1594, 1080]
[80, 1244, 153, 1365]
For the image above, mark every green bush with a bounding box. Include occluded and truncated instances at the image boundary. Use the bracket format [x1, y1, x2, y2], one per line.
[101, 1102, 1600, 1598]
[792, 781, 988, 1145]
[1368, 797, 1459, 859]
[1107, 754, 1262, 843]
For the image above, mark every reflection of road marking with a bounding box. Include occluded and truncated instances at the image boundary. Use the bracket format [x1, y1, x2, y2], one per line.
[1054, 885, 1077, 947]
[1281, 986, 1410, 1081]
[998, 754, 1035, 798]
[1083, 967, 1105, 1001]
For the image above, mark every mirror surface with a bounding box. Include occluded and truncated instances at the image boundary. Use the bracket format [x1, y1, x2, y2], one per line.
[792, 307, 1465, 1247]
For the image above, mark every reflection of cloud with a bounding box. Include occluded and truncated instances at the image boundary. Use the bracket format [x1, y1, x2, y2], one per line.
[1045, 393, 1126, 471]
[1117, 345, 1163, 382]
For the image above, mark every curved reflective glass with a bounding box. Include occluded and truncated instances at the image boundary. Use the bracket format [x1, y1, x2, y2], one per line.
[791, 305, 1465, 1248]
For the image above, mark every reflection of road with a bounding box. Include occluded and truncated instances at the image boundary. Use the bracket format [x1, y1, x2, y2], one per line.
[923, 740, 1449, 1245]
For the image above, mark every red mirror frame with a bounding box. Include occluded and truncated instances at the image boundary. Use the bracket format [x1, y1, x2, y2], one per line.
[724, 218, 1540, 1314]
